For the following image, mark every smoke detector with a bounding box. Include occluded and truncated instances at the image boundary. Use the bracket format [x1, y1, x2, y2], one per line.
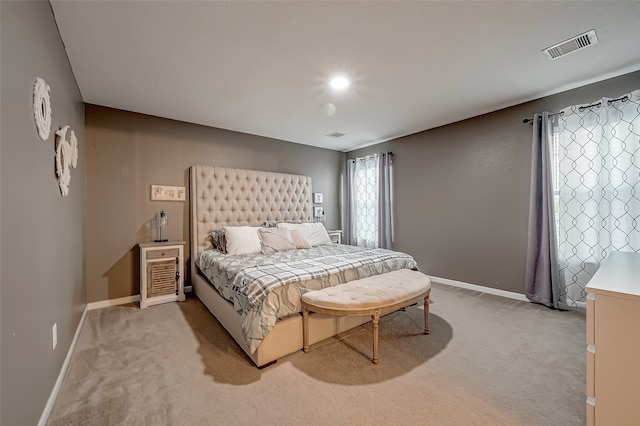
[543, 30, 598, 60]
[326, 132, 345, 138]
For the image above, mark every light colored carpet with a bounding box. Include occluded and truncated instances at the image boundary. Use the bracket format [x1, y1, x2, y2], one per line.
[48, 283, 585, 425]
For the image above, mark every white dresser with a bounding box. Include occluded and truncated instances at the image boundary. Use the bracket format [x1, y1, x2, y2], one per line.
[585, 251, 640, 426]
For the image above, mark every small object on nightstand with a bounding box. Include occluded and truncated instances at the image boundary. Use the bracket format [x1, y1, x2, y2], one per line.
[154, 210, 169, 242]
[326, 229, 342, 244]
[139, 241, 185, 309]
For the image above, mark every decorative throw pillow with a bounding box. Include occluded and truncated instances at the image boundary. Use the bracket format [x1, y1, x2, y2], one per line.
[223, 226, 262, 255]
[290, 229, 312, 249]
[208, 229, 227, 253]
[277, 222, 332, 246]
[258, 228, 296, 254]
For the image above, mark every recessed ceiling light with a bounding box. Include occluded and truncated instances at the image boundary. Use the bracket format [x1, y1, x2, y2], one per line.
[330, 76, 349, 90]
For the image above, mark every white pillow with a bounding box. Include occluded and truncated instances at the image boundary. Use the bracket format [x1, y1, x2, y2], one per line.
[223, 226, 262, 255]
[258, 227, 296, 254]
[290, 229, 312, 249]
[277, 222, 332, 246]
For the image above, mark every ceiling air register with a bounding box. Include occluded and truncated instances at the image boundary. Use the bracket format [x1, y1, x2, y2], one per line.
[543, 30, 598, 60]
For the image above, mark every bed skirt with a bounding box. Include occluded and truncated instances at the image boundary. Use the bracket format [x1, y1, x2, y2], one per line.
[192, 272, 371, 367]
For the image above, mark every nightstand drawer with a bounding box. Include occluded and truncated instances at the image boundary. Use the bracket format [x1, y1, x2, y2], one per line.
[146, 248, 179, 260]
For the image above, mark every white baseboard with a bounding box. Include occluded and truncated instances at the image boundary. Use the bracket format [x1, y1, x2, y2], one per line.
[86, 288, 194, 309]
[429, 276, 529, 302]
[86, 294, 141, 311]
[38, 305, 88, 426]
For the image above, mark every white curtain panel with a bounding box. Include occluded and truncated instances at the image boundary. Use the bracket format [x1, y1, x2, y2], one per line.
[349, 154, 379, 248]
[553, 89, 640, 307]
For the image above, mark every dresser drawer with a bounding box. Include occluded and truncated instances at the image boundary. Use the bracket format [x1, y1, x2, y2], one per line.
[586, 397, 595, 426]
[146, 248, 179, 260]
[586, 345, 595, 398]
[586, 293, 595, 345]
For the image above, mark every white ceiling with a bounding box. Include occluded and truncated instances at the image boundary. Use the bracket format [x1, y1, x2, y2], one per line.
[50, 1, 640, 152]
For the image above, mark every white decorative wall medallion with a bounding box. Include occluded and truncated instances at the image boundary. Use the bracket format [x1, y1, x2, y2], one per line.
[55, 126, 78, 197]
[33, 77, 52, 140]
[151, 185, 186, 201]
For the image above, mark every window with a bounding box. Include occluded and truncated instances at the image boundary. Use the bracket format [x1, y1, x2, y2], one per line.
[351, 155, 379, 248]
[550, 95, 640, 307]
[347, 153, 394, 249]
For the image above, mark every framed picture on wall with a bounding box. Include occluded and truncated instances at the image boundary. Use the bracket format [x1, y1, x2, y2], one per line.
[313, 192, 323, 204]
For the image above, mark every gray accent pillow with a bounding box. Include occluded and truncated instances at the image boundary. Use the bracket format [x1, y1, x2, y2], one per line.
[208, 229, 227, 253]
[259, 228, 296, 254]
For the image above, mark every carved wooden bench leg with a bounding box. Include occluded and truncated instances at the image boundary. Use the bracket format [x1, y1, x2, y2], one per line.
[300, 271, 431, 364]
[424, 292, 430, 335]
[372, 309, 380, 364]
[302, 308, 310, 353]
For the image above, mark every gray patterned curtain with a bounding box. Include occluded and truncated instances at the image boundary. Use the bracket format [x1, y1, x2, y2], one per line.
[378, 153, 394, 249]
[525, 112, 560, 308]
[347, 153, 394, 249]
[553, 90, 640, 308]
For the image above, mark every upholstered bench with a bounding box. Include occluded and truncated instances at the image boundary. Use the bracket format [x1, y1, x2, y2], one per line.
[301, 269, 431, 364]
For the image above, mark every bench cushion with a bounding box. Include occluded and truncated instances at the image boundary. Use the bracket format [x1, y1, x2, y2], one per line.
[301, 269, 431, 311]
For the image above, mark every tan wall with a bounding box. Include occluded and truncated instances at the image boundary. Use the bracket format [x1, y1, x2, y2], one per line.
[87, 71, 640, 303]
[1, 2, 86, 424]
[85, 105, 345, 303]
[348, 70, 640, 294]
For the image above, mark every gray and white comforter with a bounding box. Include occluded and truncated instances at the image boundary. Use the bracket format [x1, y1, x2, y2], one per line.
[196, 244, 418, 353]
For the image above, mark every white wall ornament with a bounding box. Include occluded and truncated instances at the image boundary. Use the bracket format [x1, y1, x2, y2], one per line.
[33, 77, 52, 140]
[151, 185, 186, 201]
[55, 126, 78, 197]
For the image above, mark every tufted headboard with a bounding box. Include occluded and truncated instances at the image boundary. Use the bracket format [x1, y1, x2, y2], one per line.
[190, 165, 313, 254]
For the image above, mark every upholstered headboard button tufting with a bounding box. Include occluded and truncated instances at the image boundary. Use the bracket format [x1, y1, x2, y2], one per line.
[191, 166, 312, 254]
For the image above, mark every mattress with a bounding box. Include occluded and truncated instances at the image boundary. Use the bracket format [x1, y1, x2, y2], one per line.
[196, 244, 418, 352]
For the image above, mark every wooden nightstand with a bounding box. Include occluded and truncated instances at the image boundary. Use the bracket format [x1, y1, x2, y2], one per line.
[139, 241, 185, 309]
[326, 229, 342, 244]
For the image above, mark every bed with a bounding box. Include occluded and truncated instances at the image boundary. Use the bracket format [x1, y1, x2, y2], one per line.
[189, 165, 417, 367]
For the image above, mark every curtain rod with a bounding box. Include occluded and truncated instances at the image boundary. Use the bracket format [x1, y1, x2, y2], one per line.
[522, 95, 630, 124]
[522, 111, 562, 125]
[352, 152, 394, 160]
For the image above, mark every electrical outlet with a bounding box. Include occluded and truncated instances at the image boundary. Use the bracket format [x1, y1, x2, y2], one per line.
[52, 323, 57, 350]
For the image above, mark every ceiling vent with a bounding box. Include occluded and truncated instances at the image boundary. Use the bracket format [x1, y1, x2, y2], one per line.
[543, 29, 598, 60]
[326, 132, 345, 138]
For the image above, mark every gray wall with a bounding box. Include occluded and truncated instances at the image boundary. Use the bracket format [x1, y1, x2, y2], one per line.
[85, 105, 345, 303]
[348, 70, 640, 294]
[1, 1, 86, 425]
